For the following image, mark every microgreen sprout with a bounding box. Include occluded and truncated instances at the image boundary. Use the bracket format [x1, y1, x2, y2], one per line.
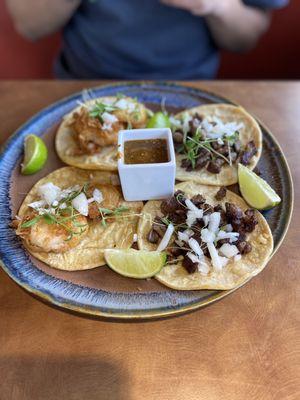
[89, 101, 120, 122]
[160, 96, 167, 115]
[98, 205, 129, 227]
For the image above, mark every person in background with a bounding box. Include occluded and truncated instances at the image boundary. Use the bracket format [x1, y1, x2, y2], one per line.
[6, 0, 288, 80]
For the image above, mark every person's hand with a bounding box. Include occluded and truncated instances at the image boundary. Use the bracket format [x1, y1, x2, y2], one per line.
[160, 0, 234, 17]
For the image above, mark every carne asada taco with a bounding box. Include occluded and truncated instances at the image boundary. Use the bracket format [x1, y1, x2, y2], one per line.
[56, 96, 149, 171]
[138, 181, 273, 290]
[13, 167, 143, 271]
[171, 104, 262, 186]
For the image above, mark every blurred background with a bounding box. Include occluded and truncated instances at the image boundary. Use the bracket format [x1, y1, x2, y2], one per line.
[0, 0, 299, 80]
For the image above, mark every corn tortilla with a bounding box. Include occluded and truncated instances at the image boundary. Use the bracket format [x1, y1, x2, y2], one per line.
[17, 167, 143, 271]
[55, 96, 149, 171]
[138, 181, 273, 290]
[175, 104, 262, 186]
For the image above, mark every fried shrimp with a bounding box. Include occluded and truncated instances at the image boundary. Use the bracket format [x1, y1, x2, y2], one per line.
[71, 109, 124, 153]
[71, 99, 148, 154]
[16, 214, 88, 253]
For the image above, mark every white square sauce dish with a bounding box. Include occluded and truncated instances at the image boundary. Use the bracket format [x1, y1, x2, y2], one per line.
[118, 128, 176, 201]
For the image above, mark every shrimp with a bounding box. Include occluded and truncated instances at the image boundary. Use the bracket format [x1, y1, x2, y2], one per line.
[16, 214, 88, 254]
[71, 102, 148, 154]
[71, 109, 125, 153]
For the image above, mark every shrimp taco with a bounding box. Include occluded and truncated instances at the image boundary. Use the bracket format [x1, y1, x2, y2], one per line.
[56, 95, 150, 171]
[171, 104, 262, 186]
[138, 181, 273, 290]
[13, 167, 143, 271]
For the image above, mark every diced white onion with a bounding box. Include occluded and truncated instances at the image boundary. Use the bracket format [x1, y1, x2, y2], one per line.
[188, 238, 203, 258]
[114, 98, 128, 110]
[186, 209, 203, 227]
[93, 188, 103, 204]
[133, 233, 138, 242]
[114, 98, 136, 112]
[201, 119, 212, 134]
[87, 197, 95, 204]
[178, 231, 190, 243]
[219, 243, 239, 258]
[157, 223, 174, 252]
[185, 198, 199, 212]
[223, 122, 244, 136]
[102, 112, 118, 124]
[198, 262, 210, 274]
[103, 123, 112, 131]
[208, 212, 220, 233]
[72, 193, 89, 216]
[182, 112, 192, 135]
[203, 215, 209, 226]
[201, 228, 215, 243]
[200, 117, 244, 140]
[28, 200, 47, 210]
[206, 131, 223, 139]
[59, 185, 81, 200]
[38, 182, 61, 205]
[187, 252, 199, 264]
[101, 98, 114, 105]
[219, 256, 229, 268]
[186, 211, 196, 227]
[216, 230, 239, 243]
[183, 229, 194, 237]
[207, 242, 223, 272]
[234, 254, 242, 262]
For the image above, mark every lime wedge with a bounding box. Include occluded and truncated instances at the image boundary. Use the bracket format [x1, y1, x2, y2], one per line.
[104, 249, 167, 279]
[147, 112, 171, 128]
[21, 134, 48, 175]
[238, 163, 281, 210]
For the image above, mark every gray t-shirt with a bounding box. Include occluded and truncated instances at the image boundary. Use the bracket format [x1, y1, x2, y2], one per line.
[55, 0, 288, 79]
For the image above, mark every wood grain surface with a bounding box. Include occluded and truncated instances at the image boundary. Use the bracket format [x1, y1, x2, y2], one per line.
[0, 81, 299, 400]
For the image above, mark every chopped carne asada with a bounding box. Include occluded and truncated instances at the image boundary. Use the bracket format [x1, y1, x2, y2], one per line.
[215, 187, 227, 201]
[147, 190, 258, 275]
[182, 255, 198, 274]
[171, 113, 257, 173]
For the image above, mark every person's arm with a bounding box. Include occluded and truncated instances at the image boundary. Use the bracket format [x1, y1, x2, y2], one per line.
[161, 0, 271, 52]
[5, 0, 81, 40]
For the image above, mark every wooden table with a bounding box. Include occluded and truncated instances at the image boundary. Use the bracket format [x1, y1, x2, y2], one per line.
[0, 81, 299, 400]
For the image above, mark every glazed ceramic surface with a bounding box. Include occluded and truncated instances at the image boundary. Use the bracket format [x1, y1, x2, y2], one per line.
[0, 82, 293, 319]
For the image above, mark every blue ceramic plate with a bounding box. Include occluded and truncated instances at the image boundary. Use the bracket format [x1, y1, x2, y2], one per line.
[0, 82, 293, 319]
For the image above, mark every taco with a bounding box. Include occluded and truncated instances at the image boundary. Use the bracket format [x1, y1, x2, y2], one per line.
[56, 96, 150, 171]
[138, 181, 273, 290]
[171, 104, 262, 186]
[13, 167, 143, 271]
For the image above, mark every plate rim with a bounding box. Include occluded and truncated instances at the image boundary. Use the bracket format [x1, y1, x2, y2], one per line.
[0, 81, 294, 320]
